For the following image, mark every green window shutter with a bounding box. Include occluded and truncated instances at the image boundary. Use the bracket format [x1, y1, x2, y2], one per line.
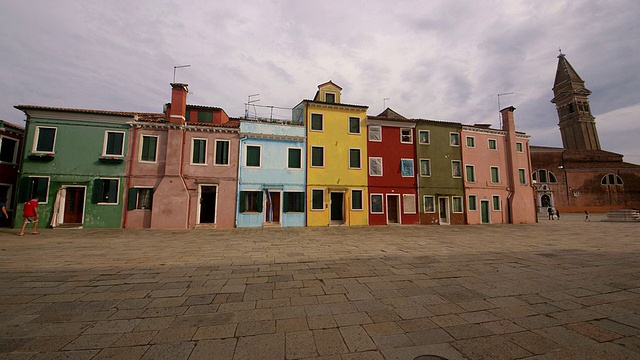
[128, 188, 137, 210]
[142, 136, 157, 161]
[108, 180, 118, 204]
[288, 148, 301, 168]
[298, 192, 305, 212]
[246, 146, 260, 167]
[36, 128, 56, 152]
[282, 192, 290, 212]
[198, 111, 213, 123]
[216, 141, 229, 165]
[18, 177, 32, 202]
[92, 180, 103, 203]
[256, 191, 263, 212]
[35, 178, 48, 201]
[239, 192, 246, 212]
[106, 132, 124, 155]
[193, 139, 205, 163]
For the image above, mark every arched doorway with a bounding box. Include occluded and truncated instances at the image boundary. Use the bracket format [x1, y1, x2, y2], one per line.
[541, 194, 551, 208]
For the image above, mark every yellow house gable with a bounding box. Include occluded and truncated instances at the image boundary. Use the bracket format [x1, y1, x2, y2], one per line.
[314, 81, 342, 104]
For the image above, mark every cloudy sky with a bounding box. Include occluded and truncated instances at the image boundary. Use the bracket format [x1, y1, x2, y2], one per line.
[2, 0, 639, 164]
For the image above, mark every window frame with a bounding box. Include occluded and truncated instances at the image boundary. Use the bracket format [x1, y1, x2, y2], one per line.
[349, 148, 361, 169]
[452, 196, 463, 213]
[287, 147, 302, 169]
[245, 144, 262, 168]
[239, 190, 263, 213]
[370, 194, 384, 214]
[466, 136, 475, 148]
[139, 134, 158, 163]
[490, 166, 500, 184]
[311, 189, 325, 211]
[128, 187, 153, 210]
[418, 130, 430, 145]
[94, 178, 120, 205]
[400, 128, 413, 144]
[33, 126, 57, 153]
[310, 113, 324, 132]
[419, 158, 431, 177]
[310, 146, 325, 168]
[368, 126, 382, 142]
[283, 191, 305, 213]
[325, 93, 336, 103]
[468, 195, 477, 211]
[25, 176, 50, 204]
[103, 131, 126, 157]
[402, 194, 416, 214]
[465, 165, 476, 183]
[400, 158, 414, 177]
[214, 139, 231, 166]
[369, 157, 383, 176]
[451, 160, 462, 178]
[423, 195, 436, 213]
[450, 132, 461, 146]
[488, 138, 497, 150]
[348, 117, 361, 134]
[0, 135, 19, 164]
[351, 189, 363, 211]
[516, 142, 524, 152]
[518, 168, 527, 185]
[191, 138, 207, 165]
[492, 195, 501, 211]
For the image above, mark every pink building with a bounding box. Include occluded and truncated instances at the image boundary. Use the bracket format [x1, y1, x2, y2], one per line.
[125, 83, 240, 229]
[461, 107, 536, 224]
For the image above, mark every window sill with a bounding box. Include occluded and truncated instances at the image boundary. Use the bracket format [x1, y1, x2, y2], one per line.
[99, 156, 124, 163]
[28, 153, 54, 161]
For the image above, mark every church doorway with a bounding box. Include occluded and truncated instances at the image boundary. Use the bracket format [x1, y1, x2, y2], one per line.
[541, 194, 551, 208]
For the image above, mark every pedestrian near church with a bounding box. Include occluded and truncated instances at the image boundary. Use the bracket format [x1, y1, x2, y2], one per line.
[548, 207, 554, 220]
[555, 208, 560, 220]
[584, 210, 590, 221]
[18, 197, 40, 236]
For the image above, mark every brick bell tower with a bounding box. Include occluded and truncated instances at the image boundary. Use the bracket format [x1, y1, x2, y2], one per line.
[551, 52, 601, 150]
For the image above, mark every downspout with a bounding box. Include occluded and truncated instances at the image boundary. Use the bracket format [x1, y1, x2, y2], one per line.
[123, 118, 138, 228]
[179, 124, 190, 228]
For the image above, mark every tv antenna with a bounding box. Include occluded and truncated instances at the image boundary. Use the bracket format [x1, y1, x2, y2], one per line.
[383, 98, 390, 109]
[245, 94, 260, 119]
[173, 64, 191, 82]
[497, 92, 513, 127]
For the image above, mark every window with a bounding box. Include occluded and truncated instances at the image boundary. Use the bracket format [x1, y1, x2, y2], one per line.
[452, 197, 463, 213]
[532, 171, 537, 182]
[198, 111, 213, 123]
[93, 179, 119, 204]
[239, 191, 263, 212]
[538, 170, 548, 183]
[466, 136, 475, 148]
[128, 188, 153, 210]
[418, 130, 430, 145]
[34, 127, 56, 153]
[370, 194, 383, 214]
[548, 172, 557, 183]
[403, 194, 416, 214]
[488, 139, 497, 150]
[491, 167, 500, 183]
[348, 117, 360, 134]
[104, 131, 125, 156]
[468, 195, 477, 211]
[349, 148, 361, 169]
[492, 195, 501, 211]
[423, 196, 435, 213]
[140, 135, 157, 162]
[192, 138, 207, 164]
[311, 189, 324, 210]
[310, 114, 323, 131]
[0, 136, 18, 164]
[368, 126, 382, 141]
[245, 145, 261, 167]
[215, 140, 230, 165]
[287, 148, 302, 169]
[400, 128, 413, 143]
[450, 133, 460, 146]
[419, 159, 431, 177]
[283, 192, 305, 212]
[311, 146, 324, 167]
[325, 93, 335, 103]
[452, 161, 462, 178]
[519, 169, 527, 185]
[601, 173, 624, 185]
[401, 159, 414, 177]
[369, 157, 382, 176]
[351, 189, 363, 210]
[516, 142, 524, 152]
[465, 165, 475, 182]
[22, 177, 49, 203]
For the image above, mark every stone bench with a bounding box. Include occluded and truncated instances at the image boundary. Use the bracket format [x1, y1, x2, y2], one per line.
[604, 209, 640, 222]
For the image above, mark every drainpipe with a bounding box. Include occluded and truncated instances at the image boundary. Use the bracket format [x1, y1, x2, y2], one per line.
[122, 118, 138, 228]
[180, 124, 190, 228]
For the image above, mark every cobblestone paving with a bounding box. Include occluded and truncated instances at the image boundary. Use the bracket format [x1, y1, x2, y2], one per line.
[1, 213, 639, 359]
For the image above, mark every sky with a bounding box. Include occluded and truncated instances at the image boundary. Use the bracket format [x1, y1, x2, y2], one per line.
[1, 0, 639, 164]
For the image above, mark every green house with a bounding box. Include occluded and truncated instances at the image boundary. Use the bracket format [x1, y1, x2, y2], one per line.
[13, 106, 148, 229]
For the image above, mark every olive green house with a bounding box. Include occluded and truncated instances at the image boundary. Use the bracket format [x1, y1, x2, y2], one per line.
[14, 106, 160, 228]
[415, 119, 465, 225]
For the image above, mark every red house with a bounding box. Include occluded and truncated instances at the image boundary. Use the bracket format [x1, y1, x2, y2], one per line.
[0, 120, 24, 227]
[367, 109, 420, 225]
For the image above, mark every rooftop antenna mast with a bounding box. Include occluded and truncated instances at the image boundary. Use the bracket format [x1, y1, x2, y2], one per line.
[383, 98, 390, 109]
[497, 92, 513, 127]
[245, 94, 260, 119]
[173, 64, 191, 83]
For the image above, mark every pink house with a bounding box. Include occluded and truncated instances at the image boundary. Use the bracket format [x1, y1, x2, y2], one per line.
[461, 107, 536, 224]
[125, 83, 240, 229]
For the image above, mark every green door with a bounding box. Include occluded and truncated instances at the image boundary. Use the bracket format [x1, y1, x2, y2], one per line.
[481, 200, 490, 224]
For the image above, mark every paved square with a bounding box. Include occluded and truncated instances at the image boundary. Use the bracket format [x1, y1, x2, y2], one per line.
[1, 213, 639, 359]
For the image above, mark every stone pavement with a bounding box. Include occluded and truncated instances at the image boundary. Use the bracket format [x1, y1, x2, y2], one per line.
[1, 213, 639, 360]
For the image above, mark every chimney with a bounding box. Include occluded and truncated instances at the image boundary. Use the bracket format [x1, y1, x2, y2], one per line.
[500, 106, 516, 133]
[168, 83, 188, 124]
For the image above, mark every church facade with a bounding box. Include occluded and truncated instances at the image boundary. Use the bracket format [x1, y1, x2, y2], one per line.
[530, 54, 640, 213]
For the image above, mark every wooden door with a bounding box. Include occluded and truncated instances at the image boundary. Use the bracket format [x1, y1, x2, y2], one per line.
[63, 187, 85, 224]
[387, 195, 399, 223]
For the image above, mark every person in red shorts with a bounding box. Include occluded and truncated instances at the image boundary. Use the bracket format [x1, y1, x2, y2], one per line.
[18, 197, 39, 236]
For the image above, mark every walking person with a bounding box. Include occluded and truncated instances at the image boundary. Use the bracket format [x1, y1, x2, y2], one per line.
[548, 207, 554, 220]
[0, 198, 8, 221]
[584, 210, 590, 221]
[555, 208, 560, 220]
[18, 197, 40, 236]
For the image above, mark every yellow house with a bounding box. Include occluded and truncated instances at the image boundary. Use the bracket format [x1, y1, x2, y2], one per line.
[293, 81, 369, 226]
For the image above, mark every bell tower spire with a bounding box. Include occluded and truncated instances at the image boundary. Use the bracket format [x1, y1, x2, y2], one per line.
[551, 53, 601, 150]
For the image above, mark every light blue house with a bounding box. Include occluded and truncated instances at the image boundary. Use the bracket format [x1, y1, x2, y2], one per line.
[236, 120, 306, 227]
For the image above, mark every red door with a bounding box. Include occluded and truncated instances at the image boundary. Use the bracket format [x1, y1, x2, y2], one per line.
[63, 187, 84, 224]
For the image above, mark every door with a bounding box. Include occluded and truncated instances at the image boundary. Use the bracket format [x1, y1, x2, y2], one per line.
[386, 194, 400, 224]
[481, 200, 490, 224]
[199, 185, 217, 224]
[63, 187, 85, 224]
[330, 192, 344, 223]
[265, 190, 281, 225]
[0, 184, 11, 227]
[438, 197, 450, 225]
